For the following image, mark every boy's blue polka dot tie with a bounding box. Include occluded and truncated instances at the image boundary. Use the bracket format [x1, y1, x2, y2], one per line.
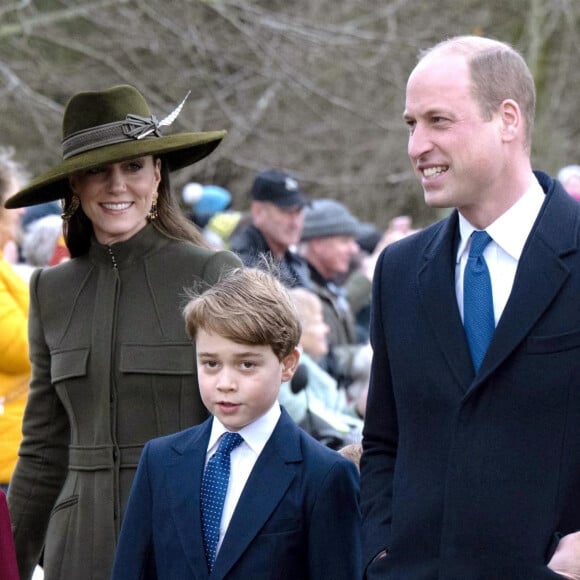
[464, 230, 495, 372]
[200, 432, 243, 571]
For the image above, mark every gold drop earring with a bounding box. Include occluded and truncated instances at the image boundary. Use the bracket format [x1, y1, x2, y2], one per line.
[61, 194, 80, 222]
[148, 191, 159, 221]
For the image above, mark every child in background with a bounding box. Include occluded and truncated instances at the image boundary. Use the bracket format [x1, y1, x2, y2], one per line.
[112, 267, 361, 580]
[279, 287, 365, 448]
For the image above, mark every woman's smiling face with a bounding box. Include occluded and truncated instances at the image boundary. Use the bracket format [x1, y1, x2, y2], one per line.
[69, 155, 161, 245]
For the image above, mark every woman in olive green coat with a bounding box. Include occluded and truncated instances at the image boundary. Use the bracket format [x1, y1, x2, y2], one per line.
[4, 85, 241, 580]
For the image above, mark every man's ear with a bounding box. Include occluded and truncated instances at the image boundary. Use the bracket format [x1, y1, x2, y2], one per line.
[499, 98, 521, 143]
[281, 347, 301, 382]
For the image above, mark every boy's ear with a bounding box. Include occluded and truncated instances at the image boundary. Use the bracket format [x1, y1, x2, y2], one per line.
[281, 347, 301, 382]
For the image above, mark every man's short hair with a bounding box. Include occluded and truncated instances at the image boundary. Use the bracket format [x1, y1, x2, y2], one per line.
[184, 267, 302, 360]
[421, 36, 536, 149]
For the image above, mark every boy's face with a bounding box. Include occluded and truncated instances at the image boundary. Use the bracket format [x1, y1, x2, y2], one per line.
[196, 329, 300, 431]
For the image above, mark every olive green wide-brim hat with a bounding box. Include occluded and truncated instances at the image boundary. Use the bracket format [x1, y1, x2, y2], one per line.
[5, 84, 226, 209]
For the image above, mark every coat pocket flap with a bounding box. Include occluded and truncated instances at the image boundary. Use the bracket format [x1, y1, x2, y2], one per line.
[51, 347, 90, 382]
[527, 328, 580, 353]
[120, 343, 195, 375]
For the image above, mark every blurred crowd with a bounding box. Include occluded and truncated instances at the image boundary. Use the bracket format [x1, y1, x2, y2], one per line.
[1, 149, 71, 490]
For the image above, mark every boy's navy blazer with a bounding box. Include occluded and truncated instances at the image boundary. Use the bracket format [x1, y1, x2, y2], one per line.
[112, 407, 361, 580]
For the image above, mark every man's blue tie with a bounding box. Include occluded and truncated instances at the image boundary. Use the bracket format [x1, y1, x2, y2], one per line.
[200, 432, 243, 571]
[464, 230, 495, 371]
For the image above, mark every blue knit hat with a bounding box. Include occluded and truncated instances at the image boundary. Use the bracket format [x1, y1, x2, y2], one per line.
[22, 200, 61, 230]
[196, 185, 232, 214]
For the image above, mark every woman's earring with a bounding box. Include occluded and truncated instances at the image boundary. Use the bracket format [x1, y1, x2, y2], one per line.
[148, 191, 159, 221]
[61, 195, 80, 222]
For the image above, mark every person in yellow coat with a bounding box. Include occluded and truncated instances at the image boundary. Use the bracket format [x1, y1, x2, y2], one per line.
[0, 147, 30, 489]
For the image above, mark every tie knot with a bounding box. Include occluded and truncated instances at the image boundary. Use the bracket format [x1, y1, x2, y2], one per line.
[217, 432, 243, 455]
[469, 230, 492, 258]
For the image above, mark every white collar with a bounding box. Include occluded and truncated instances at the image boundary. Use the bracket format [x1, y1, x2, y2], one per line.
[456, 175, 545, 263]
[207, 402, 281, 455]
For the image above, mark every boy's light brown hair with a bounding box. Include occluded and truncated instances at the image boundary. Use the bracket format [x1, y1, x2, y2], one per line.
[184, 267, 301, 361]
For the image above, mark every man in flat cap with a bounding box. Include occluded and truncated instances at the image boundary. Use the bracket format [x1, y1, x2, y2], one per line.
[299, 198, 371, 416]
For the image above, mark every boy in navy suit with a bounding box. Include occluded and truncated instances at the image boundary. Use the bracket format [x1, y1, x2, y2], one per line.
[112, 267, 361, 580]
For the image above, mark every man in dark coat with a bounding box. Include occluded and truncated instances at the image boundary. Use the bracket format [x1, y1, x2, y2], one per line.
[360, 35, 580, 580]
[229, 169, 311, 288]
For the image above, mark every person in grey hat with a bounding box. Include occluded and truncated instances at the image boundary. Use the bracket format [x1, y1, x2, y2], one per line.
[229, 169, 312, 288]
[301, 199, 362, 281]
[299, 199, 371, 402]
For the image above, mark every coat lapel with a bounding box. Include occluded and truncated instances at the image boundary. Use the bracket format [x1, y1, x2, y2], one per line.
[166, 420, 212, 580]
[472, 180, 578, 390]
[419, 178, 580, 396]
[211, 411, 300, 579]
[417, 212, 475, 391]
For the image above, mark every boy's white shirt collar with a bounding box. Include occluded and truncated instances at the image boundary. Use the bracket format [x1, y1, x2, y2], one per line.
[207, 401, 282, 457]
